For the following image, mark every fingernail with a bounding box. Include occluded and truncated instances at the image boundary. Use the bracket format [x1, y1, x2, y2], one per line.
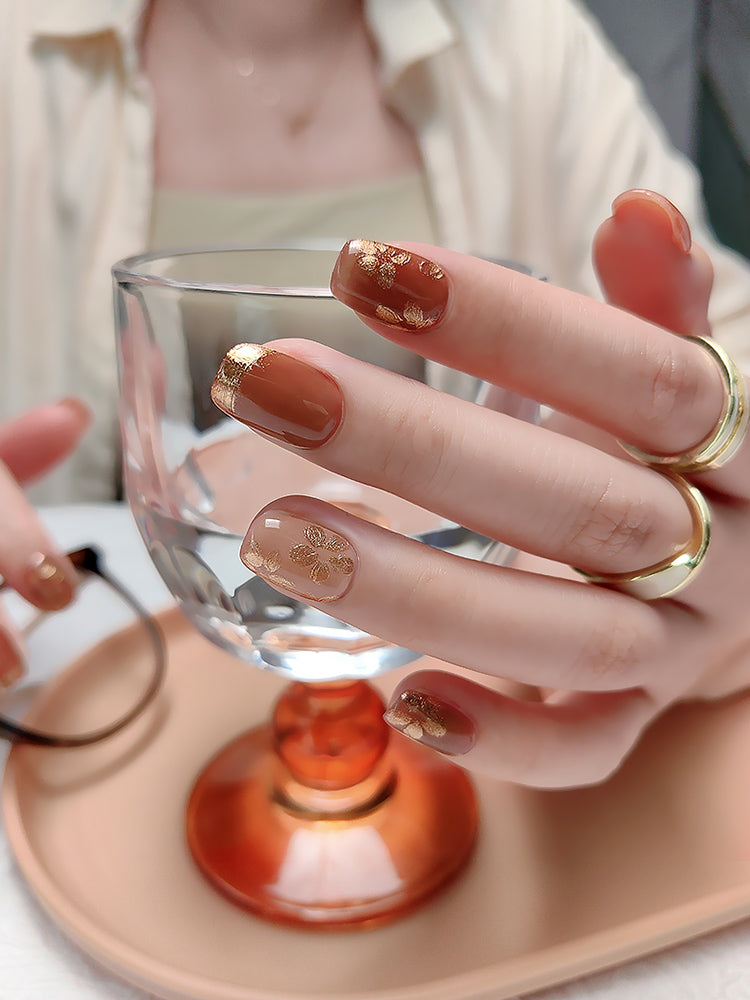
[241, 504, 358, 603]
[0, 632, 24, 688]
[331, 239, 449, 332]
[22, 553, 76, 611]
[612, 190, 692, 253]
[211, 345, 343, 449]
[59, 396, 93, 427]
[384, 689, 475, 756]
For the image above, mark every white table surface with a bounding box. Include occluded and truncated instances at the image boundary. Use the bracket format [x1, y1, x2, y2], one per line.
[2, 504, 750, 1000]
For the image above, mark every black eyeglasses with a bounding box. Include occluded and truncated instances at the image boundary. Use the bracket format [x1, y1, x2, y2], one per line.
[0, 547, 166, 748]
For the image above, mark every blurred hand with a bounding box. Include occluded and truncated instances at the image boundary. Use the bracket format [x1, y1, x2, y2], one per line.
[0, 398, 92, 687]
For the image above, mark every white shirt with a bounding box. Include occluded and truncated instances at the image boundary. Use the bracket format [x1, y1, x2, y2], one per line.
[3, 0, 750, 502]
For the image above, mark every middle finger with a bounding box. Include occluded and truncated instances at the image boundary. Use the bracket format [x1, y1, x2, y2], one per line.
[212, 341, 695, 577]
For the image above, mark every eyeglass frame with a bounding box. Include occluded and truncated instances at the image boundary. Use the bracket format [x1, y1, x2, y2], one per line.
[0, 547, 166, 748]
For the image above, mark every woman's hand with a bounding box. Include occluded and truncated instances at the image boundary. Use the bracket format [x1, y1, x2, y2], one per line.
[0, 398, 91, 687]
[212, 189, 750, 788]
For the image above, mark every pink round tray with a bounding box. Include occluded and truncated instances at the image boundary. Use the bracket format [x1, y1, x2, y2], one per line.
[5, 607, 750, 1000]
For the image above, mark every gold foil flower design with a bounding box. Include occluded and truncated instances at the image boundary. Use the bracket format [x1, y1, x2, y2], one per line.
[357, 240, 411, 288]
[375, 301, 434, 329]
[243, 541, 282, 575]
[355, 240, 411, 289]
[353, 240, 444, 330]
[289, 523, 355, 585]
[385, 691, 448, 742]
[418, 259, 444, 280]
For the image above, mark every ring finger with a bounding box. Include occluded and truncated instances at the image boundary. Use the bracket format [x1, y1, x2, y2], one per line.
[237, 494, 677, 696]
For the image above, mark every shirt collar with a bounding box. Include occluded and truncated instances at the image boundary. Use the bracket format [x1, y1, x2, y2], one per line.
[29, 0, 455, 80]
[30, 0, 146, 39]
[29, 0, 453, 64]
[364, 0, 455, 87]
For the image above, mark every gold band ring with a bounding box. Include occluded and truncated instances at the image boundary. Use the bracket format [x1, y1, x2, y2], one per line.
[619, 336, 748, 474]
[574, 474, 710, 600]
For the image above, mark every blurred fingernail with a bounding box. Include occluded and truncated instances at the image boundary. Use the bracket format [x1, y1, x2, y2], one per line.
[612, 190, 692, 254]
[331, 239, 449, 332]
[241, 504, 358, 603]
[384, 690, 475, 756]
[59, 396, 93, 426]
[23, 553, 76, 611]
[211, 345, 343, 449]
[0, 633, 24, 688]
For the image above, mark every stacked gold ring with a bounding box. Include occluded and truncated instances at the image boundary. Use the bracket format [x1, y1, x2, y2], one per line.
[574, 474, 711, 600]
[619, 336, 748, 474]
[576, 337, 748, 601]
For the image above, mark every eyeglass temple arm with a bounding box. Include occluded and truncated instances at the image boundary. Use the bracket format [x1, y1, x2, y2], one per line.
[0, 546, 167, 748]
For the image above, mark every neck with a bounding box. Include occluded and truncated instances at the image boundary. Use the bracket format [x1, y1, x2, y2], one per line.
[180, 0, 363, 55]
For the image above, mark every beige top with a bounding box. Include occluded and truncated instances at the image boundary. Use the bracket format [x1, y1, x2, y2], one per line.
[149, 171, 438, 252]
[147, 173, 443, 431]
[147, 175, 487, 405]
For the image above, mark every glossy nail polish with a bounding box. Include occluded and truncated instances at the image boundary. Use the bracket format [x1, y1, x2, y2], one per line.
[211, 345, 343, 448]
[331, 239, 449, 332]
[242, 505, 358, 603]
[22, 553, 75, 611]
[384, 689, 475, 756]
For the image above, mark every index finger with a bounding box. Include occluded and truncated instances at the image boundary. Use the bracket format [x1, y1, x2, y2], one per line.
[330, 240, 729, 482]
[0, 398, 91, 485]
[0, 461, 79, 610]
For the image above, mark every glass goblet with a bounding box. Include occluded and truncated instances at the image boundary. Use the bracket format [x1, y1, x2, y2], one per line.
[113, 246, 517, 928]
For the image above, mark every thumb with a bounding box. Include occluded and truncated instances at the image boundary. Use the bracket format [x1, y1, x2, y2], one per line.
[0, 398, 92, 486]
[593, 188, 713, 336]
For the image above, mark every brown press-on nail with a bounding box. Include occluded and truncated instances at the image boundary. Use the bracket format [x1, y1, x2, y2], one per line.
[241, 504, 358, 603]
[22, 553, 76, 611]
[211, 345, 343, 449]
[384, 689, 475, 756]
[331, 239, 449, 332]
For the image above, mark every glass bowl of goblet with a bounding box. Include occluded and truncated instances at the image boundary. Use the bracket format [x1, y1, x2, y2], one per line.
[113, 245, 526, 929]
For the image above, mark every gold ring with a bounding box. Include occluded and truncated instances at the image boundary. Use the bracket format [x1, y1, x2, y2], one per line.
[619, 336, 748, 473]
[574, 474, 710, 600]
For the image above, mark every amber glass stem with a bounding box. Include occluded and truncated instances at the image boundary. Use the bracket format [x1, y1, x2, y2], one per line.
[271, 679, 394, 817]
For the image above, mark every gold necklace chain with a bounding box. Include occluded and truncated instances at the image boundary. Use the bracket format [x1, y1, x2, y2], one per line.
[182, 2, 358, 137]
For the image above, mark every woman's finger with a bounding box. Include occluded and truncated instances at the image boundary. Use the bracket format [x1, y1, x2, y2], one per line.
[212, 341, 695, 576]
[237, 495, 680, 695]
[0, 460, 79, 610]
[593, 189, 713, 336]
[0, 398, 92, 485]
[0, 399, 90, 685]
[328, 238, 735, 486]
[0, 603, 25, 689]
[593, 191, 750, 496]
[383, 669, 656, 788]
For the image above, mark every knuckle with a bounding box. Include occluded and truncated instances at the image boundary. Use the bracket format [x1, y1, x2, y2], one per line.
[570, 483, 659, 564]
[574, 745, 627, 786]
[644, 347, 701, 425]
[377, 394, 458, 500]
[391, 559, 450, 648]
[523, 727, 625, 789]
[569, 617, 641, 685]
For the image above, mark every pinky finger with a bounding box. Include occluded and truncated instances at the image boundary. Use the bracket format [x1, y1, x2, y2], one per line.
[384, 669, 657, 789]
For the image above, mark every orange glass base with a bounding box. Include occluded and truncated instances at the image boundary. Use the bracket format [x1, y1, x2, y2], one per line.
[186, 681, 478, 928]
